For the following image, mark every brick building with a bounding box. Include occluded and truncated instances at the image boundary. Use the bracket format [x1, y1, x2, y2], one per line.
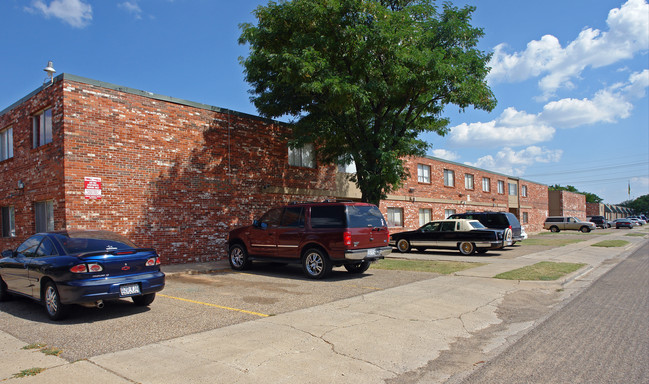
[1, 74, 548, 263]
[548, 190, 587, 220]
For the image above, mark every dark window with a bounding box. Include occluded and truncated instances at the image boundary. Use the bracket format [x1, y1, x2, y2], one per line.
[52, 232, 137, 255]
[36, 238, 59, 257]
[1, 206, 16, 237]
[310, 206, 346, 228]
[35, 200, 54, 232]
[280, 207, 305, 227]
[259, 208, 282, 228]
[440, 221, 456, 232]
[16, 235, 45, 258]
[346, 205, 386, 228]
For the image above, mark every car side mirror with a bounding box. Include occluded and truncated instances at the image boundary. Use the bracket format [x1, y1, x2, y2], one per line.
[1, 249, 15, 258]
[253, 220, 268, 230]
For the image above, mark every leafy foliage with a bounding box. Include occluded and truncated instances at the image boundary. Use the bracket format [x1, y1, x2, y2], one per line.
[239, 0, 495, 204]
[620, 194, 649, 213]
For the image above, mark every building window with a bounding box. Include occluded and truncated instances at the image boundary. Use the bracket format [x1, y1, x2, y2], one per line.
[0, 127, 13, 161]
[522, 212, 529, 224]
[443, 169, 455, 187]
[35, 200, 54, 232]
[444, 209, 456, 218]
[482, 177, 490, 192]
[464, 174, 474, 190]
[497, 180, 505, 194]
[419, 208, 431, 226]
[33, 108, 53, 148]
[1, 206, 16, 238]
[387, 208, 403, 227]
[508, 183, 517, 196]
[417, 164, 430, 183]
[521, 185, 528, 197]
[288, 143, 315, 168]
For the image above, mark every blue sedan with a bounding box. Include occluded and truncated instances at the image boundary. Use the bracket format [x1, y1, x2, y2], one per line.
[0, 230, 165, 320]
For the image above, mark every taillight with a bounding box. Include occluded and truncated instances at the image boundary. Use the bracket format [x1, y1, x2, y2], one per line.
[146, 257, 161, 266]
[343, 231, 352, 247]
[70, 264, 87, 273]
[70, 263, 103, 273]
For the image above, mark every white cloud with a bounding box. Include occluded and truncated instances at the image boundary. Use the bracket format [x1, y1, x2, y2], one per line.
[449, 107, 555, 147]
[430, 149, 459, 162]
[119, 1, 143, 20]
[466, 146, 563, 176]
[488, 0, 649, 99]
[26, 0, 92, 28]
[450, 69, 649, 146]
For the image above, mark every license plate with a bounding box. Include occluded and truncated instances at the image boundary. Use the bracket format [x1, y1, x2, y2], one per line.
[120, 283, 141, 297]
[367, 248, 378, 257]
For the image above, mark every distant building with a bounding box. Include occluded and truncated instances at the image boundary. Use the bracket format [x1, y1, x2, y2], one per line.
[548, 190, 587, 220]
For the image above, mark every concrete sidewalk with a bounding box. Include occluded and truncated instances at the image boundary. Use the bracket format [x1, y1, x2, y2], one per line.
[1, 231, 646, 383]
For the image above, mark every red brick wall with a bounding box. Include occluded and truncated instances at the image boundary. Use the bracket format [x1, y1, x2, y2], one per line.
[549, 190, 587, 220]
[0, 82, 66, 250]
[1, 76, 337, 263]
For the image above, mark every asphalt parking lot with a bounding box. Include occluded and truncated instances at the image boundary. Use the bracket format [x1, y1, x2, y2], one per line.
[0, 226, 640, 363]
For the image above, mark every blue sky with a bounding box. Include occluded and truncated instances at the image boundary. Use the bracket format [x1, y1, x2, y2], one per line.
[1, 0, 647, 205]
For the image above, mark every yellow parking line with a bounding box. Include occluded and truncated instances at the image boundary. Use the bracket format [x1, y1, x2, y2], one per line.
[159, 294, 269, 317]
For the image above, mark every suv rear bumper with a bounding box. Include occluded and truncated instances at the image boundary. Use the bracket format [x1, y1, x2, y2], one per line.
[344, 246, 392, 261]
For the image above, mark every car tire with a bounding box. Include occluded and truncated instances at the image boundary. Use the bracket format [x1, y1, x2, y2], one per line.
[550, 226, 560, 233]
[504, 228, 513, 245]
[132, 293, 156, 306]
[458, 242, 476, 256]
[344, 261, 371, 274]
[229, 244, 251, 271]
[0, 277, 10, 302]
[396, 239, 411, 253]
[580, 226, 591, 233]
[44, 281, 67, 321]
[302, 248, 332, 279]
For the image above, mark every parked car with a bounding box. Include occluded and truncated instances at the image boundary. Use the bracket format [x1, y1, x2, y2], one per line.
[627, 218, 643, 226]
[613, 218, 635, 229]
[544, 217, 596, 233]
[389, 219, 508, 256]
[447, 211, 521, 245]
[587, 215, 609, 228]
[0, 230, 165, 320]
[628, 217, 646, 225]
[226, 200, 391, 279]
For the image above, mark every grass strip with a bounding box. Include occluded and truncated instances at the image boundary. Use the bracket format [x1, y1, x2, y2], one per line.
[495, 261, 586, 281]
[592, 240, 630, 247]
[375, 258, 485, 274]
[519, 238, 584, 246]
[625, 233, 646, 237]
[13, 368, 45, 378]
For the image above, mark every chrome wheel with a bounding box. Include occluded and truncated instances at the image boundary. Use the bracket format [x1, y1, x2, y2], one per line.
[44, 282, 66, 320]
[458, 242, 475, 255]
[302, 248, 331, 279]
[396, 239, 411, 253]
[228, 244, 249, 271]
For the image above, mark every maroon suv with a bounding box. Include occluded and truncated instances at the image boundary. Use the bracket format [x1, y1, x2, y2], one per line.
[226, 201, 391, 279]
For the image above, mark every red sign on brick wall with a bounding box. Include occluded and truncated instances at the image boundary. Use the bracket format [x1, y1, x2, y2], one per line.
[84, 177, 102, 199]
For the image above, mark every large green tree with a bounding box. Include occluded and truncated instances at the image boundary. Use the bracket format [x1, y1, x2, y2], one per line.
[239, 0, 495, 204]
[620, 194, 649, 214]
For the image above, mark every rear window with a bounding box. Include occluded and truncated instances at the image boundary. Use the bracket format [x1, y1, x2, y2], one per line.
[346, 205, 386, 228]
[53, 232, 137, 255]
[310, 206, 346, 228]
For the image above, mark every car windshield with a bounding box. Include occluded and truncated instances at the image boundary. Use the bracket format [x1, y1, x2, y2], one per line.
[52, 231, 137, 255]
[469, 221, 486, 229]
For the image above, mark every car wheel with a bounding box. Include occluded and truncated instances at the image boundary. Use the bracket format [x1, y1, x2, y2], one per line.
[132, 293, 156, 306]
[44, 281, 67, 321]
[0, 277, 10, 302]
[229, 244, 251, 271]
[344, 261, 370, 274]
[504, 228, 513, 245]
[550, 226, 560, 233]
[580, 226, 591, 233]
[302, 248, 332, 279]
[396, 239, 411, 253]
[458, 242, 476, 256]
